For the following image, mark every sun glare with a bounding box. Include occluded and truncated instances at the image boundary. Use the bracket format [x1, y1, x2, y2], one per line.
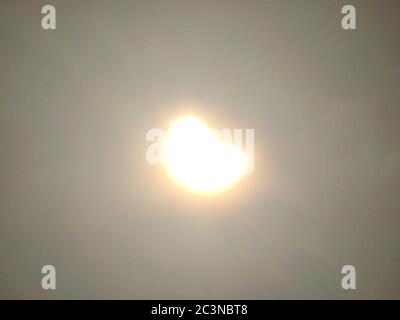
[163, 115, 247, 194]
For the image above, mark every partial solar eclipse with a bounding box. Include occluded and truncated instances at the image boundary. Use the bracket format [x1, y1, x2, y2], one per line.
[163, 115, 247, 194]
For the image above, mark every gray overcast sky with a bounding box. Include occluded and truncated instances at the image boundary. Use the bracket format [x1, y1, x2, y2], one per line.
[0, 0, 399, 299]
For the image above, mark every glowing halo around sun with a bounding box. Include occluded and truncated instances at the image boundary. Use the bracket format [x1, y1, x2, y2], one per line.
[162, 115, 247, 194]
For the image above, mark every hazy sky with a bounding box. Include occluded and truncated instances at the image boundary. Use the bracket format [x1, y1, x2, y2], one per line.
[0, 0, 399, 299]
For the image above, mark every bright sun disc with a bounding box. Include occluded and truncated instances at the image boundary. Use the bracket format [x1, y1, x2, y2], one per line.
[163, 115, 247, 194]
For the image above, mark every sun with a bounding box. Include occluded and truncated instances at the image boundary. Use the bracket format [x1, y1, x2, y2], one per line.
[163, 115, 247, 194]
